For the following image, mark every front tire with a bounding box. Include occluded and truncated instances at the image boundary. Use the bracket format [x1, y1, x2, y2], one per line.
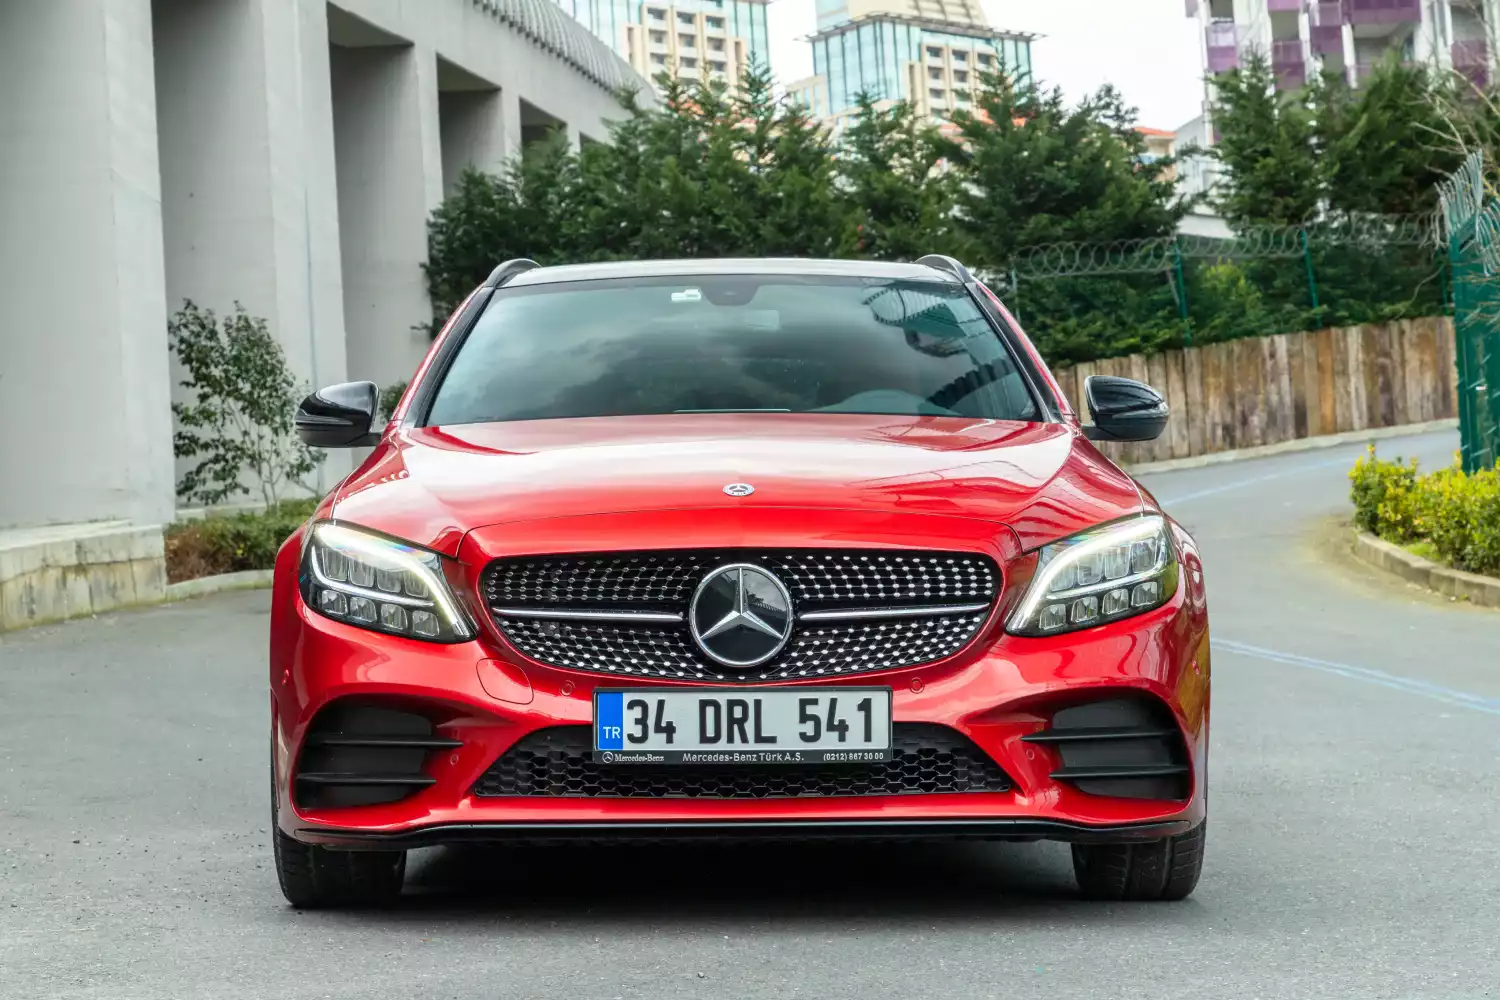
[1071, 821, 1205, 901]
[273, 828, 406, 908]
[271, 742, 405, 908]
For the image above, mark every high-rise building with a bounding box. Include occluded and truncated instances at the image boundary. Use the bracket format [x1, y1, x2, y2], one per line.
[789, 0, 1036, 135]
[1186, 0, 1499, 95]
[550, 0, 771, 94]
[1180, 0, 1500, 218]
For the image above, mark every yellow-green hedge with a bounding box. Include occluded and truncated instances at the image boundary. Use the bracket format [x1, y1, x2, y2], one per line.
[1349, 446, 1500, 576]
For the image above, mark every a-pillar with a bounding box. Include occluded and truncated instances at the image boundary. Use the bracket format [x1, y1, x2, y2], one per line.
[331, 39, 445, 392]
[152, 0, 351, 489]
[0, 0, 175, 528]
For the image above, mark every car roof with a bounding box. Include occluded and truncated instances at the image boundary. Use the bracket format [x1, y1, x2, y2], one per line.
[502, 258, 964, 288]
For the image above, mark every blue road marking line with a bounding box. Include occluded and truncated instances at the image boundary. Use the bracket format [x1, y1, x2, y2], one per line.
[1214, 638, 1500, 717]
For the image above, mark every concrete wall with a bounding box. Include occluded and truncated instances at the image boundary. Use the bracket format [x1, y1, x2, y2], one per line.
[0, 0, 646, 533]
[0, 0, 176, 529]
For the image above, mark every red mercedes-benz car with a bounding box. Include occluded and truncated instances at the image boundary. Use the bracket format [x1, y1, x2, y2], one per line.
[269, 256, 1210, 907]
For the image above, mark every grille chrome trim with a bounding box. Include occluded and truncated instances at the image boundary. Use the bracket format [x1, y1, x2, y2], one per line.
[798, 602, 992, 621]
[492, 607, 685, 623]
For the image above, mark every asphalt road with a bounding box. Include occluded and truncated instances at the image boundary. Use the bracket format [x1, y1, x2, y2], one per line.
[2, 428, 1497, 1000]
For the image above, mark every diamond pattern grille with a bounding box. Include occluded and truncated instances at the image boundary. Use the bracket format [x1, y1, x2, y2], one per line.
[472, 724, 1012, 799]
[484, 549, 999, 682]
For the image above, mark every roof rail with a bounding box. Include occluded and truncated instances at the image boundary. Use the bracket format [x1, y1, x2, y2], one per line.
[915, 254, 973, 283]
[484, 258, 541, 288]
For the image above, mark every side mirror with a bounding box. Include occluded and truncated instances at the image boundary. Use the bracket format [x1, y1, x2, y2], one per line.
[1082, 375, 1169, 443]
[295, 381, 381, 448]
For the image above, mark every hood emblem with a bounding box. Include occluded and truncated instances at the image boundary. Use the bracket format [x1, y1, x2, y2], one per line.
[723, 483, 755, 497]
[689, 564, 793, 668]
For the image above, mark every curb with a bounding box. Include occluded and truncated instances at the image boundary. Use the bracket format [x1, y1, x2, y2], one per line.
[1126, 418, 1459, 475]
[1349, 530, 1500, 609]
[166, 569, 275, 601]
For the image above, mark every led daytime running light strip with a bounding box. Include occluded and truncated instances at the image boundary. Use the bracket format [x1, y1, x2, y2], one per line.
[311, 523, 473, 639]
[1007, 516, 1168, 632]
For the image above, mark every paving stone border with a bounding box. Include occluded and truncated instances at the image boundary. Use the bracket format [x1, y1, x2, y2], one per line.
[165, 569, 275, 601]
[1350, 530, 1500, 609]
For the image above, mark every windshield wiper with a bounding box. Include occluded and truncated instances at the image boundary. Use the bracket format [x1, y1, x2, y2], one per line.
[673, 408, 793, 414]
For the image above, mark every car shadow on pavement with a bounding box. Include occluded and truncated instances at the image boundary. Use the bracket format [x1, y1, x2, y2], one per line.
[374, 840, 1201, 924]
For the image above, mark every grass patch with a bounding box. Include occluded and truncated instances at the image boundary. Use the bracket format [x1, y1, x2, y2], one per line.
[1402, 539, 1442, 564]
[164, 499, 318, 583]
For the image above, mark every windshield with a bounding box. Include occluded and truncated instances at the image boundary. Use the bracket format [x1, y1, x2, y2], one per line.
[424, 275, 1042, 426]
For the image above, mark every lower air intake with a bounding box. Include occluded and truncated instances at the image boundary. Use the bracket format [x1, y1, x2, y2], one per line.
[1024, 696, 1191, 800]
[471, 724, 1011, 799]
[294, 702, 459, 809]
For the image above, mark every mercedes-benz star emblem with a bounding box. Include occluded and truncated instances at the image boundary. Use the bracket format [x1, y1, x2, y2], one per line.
[689, 564, 793, 668]
[722, 483, 755, 497]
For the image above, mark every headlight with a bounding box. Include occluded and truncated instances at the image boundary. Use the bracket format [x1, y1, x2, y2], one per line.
[1006, 515, 1178, 636]
[300, 522, 474, 643]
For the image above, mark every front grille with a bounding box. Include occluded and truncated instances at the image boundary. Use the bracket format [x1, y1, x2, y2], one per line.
[498, 612, 988, 682]
[485, 549, 999, 682]
[487, 550, 996, 612]
[471, 724, 1012, 799]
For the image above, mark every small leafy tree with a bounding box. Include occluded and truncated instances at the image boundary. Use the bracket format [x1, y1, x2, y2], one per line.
[170, 301, 319, 507]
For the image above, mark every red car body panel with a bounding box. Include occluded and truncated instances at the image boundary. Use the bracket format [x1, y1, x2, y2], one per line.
[271, 273, 1208, 848]
[330, 415, 1144, 555]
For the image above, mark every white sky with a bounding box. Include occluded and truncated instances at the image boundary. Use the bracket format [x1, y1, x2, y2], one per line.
[767, 0, 1207, 132]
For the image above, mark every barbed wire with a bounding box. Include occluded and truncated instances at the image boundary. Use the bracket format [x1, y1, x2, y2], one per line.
[985, 214, 1440, 281]
[1438, 151, 1486, 242]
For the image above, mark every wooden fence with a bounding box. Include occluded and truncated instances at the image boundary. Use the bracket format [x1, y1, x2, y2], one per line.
[1051, 317, 1458, 466]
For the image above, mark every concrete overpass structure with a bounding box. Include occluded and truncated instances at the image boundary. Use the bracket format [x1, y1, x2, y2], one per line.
[0, 0, 647, 537]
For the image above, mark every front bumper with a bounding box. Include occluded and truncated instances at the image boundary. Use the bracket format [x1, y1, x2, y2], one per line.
[295, 817, 1195, 849]
[269, 547, 1211, 847]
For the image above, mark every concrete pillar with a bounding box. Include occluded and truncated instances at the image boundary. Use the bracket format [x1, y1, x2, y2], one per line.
[0, 0, 175, 528]
[499, 89, 524, 160]
[439, 88, 508, 194]
[331, 42, 445, 392]
[152, 0, 350, 489]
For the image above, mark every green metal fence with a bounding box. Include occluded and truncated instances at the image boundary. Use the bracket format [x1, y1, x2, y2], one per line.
[977, 215, 1445, 365]
[1438, 153, 1500, 473]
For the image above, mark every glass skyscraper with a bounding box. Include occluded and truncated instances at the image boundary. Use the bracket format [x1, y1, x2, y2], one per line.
[793, 0, 1034, 129]
[551, 0, 772, 91]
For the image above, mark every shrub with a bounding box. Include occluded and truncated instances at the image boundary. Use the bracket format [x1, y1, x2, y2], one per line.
[164, 499, 319, 583]
[1349, 446, 1500, 576]
[1414, 464, 1500, 574]
[1348, 447, 1419, 539]
[170, 301, 321, 507]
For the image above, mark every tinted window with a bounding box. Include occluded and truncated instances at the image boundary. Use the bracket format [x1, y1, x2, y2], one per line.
[425, 275, 1041, 426]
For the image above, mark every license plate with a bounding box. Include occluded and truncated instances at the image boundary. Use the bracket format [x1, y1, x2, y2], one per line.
[593, 688, 893, 765]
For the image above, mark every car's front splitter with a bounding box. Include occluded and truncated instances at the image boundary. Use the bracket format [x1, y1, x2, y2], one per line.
[294, 814, 1200, 850]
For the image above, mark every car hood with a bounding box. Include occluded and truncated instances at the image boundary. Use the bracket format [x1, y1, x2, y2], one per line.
[331, 413, 1144, 555]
